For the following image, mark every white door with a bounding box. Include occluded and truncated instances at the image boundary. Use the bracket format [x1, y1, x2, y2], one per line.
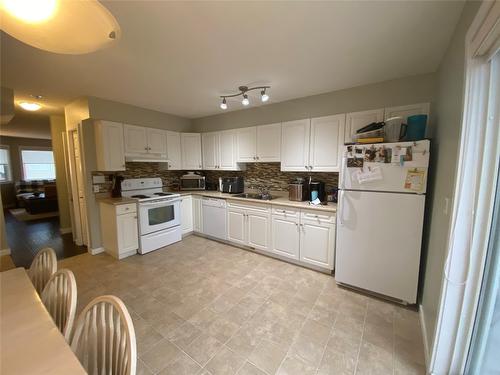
[117, 212, 138, 253]
[166, 131, 182, 170]
[181, 133, 202, 170]
[236, 127, 257, 162]
[344, 109, 384, 143]
[96, 121, 126, 171]
[309, 114, 345, 172]
[336, 190, 425, 303]
[71, 130, 88, 246]
[202, 132, 219, 170]
[124, 124, 148, 155]
[192, 196, 203, 233]
[300, 220, 335, 270]
[227, 207, 246, 245]
[181, 196, 193, 234]
[271, 216, 300, 260]
[281, 119, 310, 171]
[256, 123, 281, 162]
[147, 128, 167, 155]
[247, 211, 271, 252]
[219, 130, 237, 170]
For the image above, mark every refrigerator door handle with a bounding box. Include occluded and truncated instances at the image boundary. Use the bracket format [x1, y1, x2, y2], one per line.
[338, 190, 344, 226]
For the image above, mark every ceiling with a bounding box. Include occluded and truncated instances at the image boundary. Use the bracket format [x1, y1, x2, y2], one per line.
[0, 1, 465, 119]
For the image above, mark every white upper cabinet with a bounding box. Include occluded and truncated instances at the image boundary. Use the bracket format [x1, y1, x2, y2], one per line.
[344, 109, 384, 143]
[147, 128, 167, 155]
[124, 124, 148, 154]
[256, 123, 281, 162]
[384, 103, 430, 122]
[124, 124, 167, 157]
[202, 132, 219, 170]
[94, 120, 126, 171]
[236, 127, 257, 162]
[166, 131, 182, 170]
[219, 130, 239, 170]
[281, 119, 311, 172]
[181, 133, 202, 170]
[309, 114, 345, 172]
[202, 130, 242, 171]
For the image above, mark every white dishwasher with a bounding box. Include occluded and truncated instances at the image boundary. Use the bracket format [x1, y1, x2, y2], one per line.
[202, 198, 227, 240]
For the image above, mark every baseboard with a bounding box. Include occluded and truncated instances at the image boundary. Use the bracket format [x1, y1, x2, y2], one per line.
[89, 247, 104, 255]
[419, 304, 431, 371]
[0, 248, 11, 256]
[59, 227, 72, 234]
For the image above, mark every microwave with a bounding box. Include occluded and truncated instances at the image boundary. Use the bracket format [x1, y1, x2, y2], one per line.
[180, 172, 206, 190]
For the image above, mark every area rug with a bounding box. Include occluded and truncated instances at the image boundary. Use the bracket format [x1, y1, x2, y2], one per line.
[9, 208, 59, 222]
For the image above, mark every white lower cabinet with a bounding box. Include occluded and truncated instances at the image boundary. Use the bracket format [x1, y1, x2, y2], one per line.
[181, 196, 193, 235]
[227, 202, 271, 251]
[193, 195, 203, 233]
[299, 219, 335, 269]
[271, 214, 300, 260]
[99, 203, 138, 260]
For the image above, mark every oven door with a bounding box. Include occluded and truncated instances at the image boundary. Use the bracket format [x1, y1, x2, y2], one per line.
[139, 199, 180, 235]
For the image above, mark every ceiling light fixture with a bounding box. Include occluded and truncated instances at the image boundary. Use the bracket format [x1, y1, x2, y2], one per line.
[220, 98, 227, 110]
[19, 102, 41, 111]
[242, 94, 250, 106]
[0, 0, 121, 54]
[219, 85, 270, 110]
[261, 89, 269, 102]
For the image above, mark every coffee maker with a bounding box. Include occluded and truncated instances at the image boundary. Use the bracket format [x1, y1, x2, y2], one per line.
[309, 181, 326, 203]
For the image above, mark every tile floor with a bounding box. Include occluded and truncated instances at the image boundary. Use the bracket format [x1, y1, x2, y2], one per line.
[59, 235, 426, 375]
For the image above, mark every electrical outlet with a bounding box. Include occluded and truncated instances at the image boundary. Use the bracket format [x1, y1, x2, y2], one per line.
[93, 185, 100, 193]
[443, 197, 450, 215]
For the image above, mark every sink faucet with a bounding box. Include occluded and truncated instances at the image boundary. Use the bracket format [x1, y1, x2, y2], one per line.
[258, 186, 271, 199]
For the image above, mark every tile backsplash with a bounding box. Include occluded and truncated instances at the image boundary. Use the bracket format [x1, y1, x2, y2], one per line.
[92, 162, 338, 193]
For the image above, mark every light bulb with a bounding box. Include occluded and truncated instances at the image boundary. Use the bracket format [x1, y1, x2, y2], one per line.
[2, 0, 58, 23]
[19, 102, 42, 111]
[220, 98, 227, 110]
[261, 89, 269, 102]
[242, 94, 249, 106]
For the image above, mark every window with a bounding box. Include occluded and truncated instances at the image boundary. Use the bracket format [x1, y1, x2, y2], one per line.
[20, 148, 56, 181]
[0, 146, 12, 182]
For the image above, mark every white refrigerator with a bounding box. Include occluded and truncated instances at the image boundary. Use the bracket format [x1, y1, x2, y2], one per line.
[336, 140, 430, 304]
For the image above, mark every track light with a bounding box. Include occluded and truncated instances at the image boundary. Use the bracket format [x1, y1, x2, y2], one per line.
[218, 85, 270, 110]
[261, 89, 269, 102]
[242, 94, 249, 106]
[220, 98, 227, 110]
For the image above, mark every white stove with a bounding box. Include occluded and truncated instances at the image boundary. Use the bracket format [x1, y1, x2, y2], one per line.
[121, 178, 182, 254]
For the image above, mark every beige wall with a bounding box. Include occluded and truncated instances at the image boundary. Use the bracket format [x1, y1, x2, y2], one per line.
[50, 115, 72, 231]
[420, 0, 481, 355]
[88, 96, 192, 132]
[192, 73, 437, 132]
[1, 113, 52, 139]
[0, 136, 53, 207]
[0, 193, 8, 252]
[64, 98, 90, 131]
[0, 87, 14, 125]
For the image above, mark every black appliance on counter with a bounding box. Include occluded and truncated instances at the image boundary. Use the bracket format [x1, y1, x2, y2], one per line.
[111, 175, 124, 198]
[219, 177, 244, 194]
[309, 181, 326, 203]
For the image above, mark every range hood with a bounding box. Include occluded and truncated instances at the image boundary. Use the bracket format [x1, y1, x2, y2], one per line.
[125, 156, 169, 163]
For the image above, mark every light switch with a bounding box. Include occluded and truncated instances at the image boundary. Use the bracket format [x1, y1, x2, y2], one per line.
[93, 185, 100, 193]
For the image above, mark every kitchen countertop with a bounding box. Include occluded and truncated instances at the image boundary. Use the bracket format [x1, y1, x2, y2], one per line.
[97, 197, 137, 206]
[175, 190, 337, 213]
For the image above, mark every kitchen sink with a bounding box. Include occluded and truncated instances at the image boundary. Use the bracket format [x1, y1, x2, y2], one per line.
[231, 193, 276, 200]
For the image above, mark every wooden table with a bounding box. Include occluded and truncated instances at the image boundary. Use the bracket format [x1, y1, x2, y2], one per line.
[0, 268, 86, 374]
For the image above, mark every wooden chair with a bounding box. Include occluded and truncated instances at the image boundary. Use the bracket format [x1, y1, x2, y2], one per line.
[70, 295, 137, 375]
[41, 269, 77, 341]
[28, 247, 57, 294]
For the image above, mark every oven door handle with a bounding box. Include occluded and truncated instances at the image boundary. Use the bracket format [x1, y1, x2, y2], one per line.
[140, 200, 179, 207]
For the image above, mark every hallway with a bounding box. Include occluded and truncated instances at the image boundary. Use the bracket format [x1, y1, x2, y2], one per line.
[4, 210, 86, 268]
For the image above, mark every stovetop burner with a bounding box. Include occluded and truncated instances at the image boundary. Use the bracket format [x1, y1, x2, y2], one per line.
[154, 192, 175, 196]
[131, 195, 150, 199]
